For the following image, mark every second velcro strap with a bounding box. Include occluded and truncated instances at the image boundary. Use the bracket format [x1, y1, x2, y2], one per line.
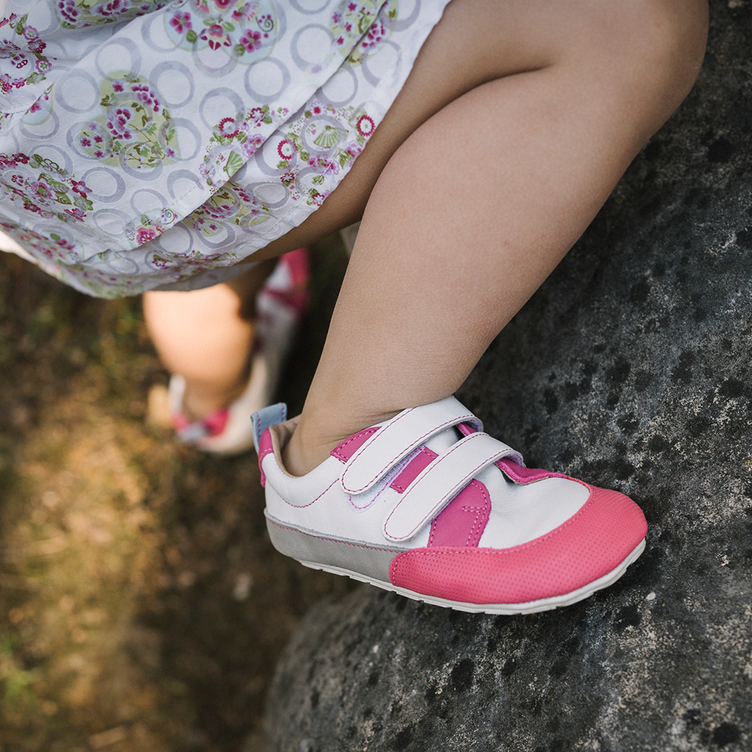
[383, 432, 522, 542]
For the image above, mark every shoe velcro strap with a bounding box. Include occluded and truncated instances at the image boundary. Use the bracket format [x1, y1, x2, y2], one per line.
[383, 432, 522, 542]
[340, 396, 482, 495]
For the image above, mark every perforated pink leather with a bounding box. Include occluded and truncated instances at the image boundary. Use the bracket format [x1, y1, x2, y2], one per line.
[331, 426, 380, 463]
[389, 485, 647, 604]
[428, 480, 490, 548]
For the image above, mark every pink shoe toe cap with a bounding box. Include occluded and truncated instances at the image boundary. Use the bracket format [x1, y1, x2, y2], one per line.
[389, 485, 647, 606]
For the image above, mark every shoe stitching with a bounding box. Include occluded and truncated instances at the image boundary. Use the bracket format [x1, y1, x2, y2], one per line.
[390, 446, 435, 494]
[268, 518, 400, 554]
[427, 480, 488, 548]
[345, 408, 476, 493]
[386, 432, 508, 539]
[464, 481, 491, 547]
[331, 426, 379, 462]
[348, 451, 418, 511]
[280, 478, 339, 509]
[392, 487, 625, 573]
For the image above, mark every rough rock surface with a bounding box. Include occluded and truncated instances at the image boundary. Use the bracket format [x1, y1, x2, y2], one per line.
[265, 5, 752, 751]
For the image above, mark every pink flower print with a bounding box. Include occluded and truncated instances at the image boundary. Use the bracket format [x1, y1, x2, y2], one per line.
[136, 227, 157, 244]
[30, 101, 41, 113]
[249, 107, 266, 124]
[94, 149, 105, 158]
[277, 140, 294, 160]
[335, 35, 344, 46]
[321, 159, 338, 175]
[94, 0, 128, 18]
[217, 117, 239, 138]
[15, 153, 29, 165]
[27, 37, 46, 55]
[348, 2, 356, 10]
[204, 202, 233, 219]
[280, 172, 295, 184]
[54, 237, 74, 250]
[201, 24, 230, 50]
[112, 80, 125, 92]
[131, 83, 160, 113]
[30, 177, 55, 203]
[361, 19, 386, 50]
[232, 3, 254, 22]
[35, 58, 51, 74]
[239, 29, 261, 53]
[57, 0, 79, 24]
[80, 136, 92, 147]
[107, 107, 133, 139]
[64, 207, 85, 221]
[241, 135, 263, 158]
[170, 11, 192, 33]
[71, 179, 89, 198]
[356, 114, 375, 137]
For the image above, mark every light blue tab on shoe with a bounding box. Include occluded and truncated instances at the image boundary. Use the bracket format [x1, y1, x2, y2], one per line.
[251, 403, 288, 453]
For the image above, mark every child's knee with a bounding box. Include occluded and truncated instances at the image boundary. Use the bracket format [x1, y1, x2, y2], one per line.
[638, 0, 708, 97]
[573, 0, 708, 136]
[616, 0, 707, 103]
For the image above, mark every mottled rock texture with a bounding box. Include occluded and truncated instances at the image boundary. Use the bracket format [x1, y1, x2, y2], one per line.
[265, 4, 752, 751]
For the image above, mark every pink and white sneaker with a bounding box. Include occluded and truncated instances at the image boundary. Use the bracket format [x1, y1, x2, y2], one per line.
[170, 247, 310, 456]
[251, 396, 647, 614]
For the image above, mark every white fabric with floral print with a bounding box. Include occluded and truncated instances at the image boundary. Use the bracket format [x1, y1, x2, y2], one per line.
[0, 0, 450, 298]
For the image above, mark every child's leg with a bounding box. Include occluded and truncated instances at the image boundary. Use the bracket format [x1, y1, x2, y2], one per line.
[143, 259, 275, 420]
[282, 0, 708, 475]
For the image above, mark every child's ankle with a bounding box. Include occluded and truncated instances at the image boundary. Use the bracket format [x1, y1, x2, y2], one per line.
[280, 408, 403, 477]
[281, 426, 334, 477]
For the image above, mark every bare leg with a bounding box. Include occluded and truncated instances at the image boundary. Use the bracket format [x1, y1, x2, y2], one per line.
[143, 259, 274, 419]
[281, 0, 708, 474]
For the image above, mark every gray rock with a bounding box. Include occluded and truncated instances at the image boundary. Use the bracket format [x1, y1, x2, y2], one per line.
[265, 4, 752, 750]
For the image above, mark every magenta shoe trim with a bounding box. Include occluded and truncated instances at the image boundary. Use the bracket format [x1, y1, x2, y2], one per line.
[390, 446, 435, 493]
[428, 479, 490, 548]
[257, 429, 275, 487]
[496, 457, 567, 484]
[331, 426, 380, 463]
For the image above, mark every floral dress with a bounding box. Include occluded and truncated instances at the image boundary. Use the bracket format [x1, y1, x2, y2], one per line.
[0, 0, 450, 297]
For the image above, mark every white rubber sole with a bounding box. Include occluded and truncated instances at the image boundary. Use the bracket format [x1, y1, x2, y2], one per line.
[298, 538, 646, 615]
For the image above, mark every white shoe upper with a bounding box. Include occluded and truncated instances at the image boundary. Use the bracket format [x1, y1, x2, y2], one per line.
[257, 397, 589, 552]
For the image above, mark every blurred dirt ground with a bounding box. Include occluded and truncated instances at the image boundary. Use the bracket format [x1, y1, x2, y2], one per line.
[0, 239, 351, 751]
